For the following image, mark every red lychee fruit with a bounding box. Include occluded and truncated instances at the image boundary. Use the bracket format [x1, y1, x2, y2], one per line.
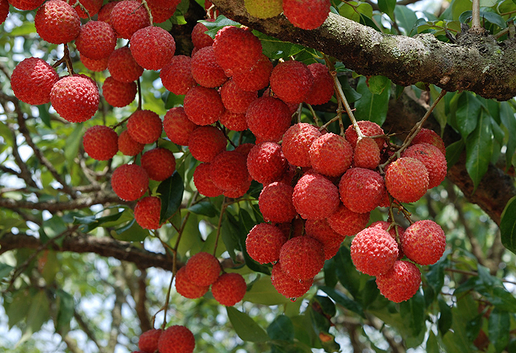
[0, 0, 8, 25]
[326, 203, 370, 237]
[83, 125, 118, 161]
[234, 143, 255, 157]
[138, 328, 162, 353]
[163, 107, 198, 146]
[292, 171, 340, 220]
[385, 157, 429, 203]
[81, 55, 109, 72]
[126, 109, 163, 144]
[353, 137, 381, 170]
[246, 223, 288, 264]
[213, 26, 262, 72]
[309, 132, 353, 177]
[350, 226, 399, 276]
[157, 325, 195, 353]
[118, 130, 145, 156]
[8, 0, 43, 10]
[130, 26, 176, 71]
[190, 46, 227, 88]
[279, 236, 325, 280]
[187, 126, 227, 162]
[246, 96, 292, 143]
[110, 0, 150, 39]
[111, 164, 149, 201]
[219, 111, 247, 132]
[160, 55, 197, 96]
[220, 79, 258, 114]
[305, 218, 345, 259]
[222, 178, 251, 198]
[185, 252, 221, 287]
[271, 262, 313, 299]
[370, 220, 405, 258]
[247, 142, 287, 185]
[75, 21, 117, 60]
[148, 3, 177, 24]
[11, 57, 59, 106]
[305, 63, 334, 105]
[50, 75, 99, 123]
[175, 266, 209, 299]
[193, 163, 223, 197]
[97, 1, 117, 24]
[191, 20, 214, 49]
[283, 0, 330, 30]
[258, 182, 298, 223]
[35, 0, 80, 44]
[376, 260, 421, 303]
[211, 273, 247, 306]
[282, 123, 322, 168]
[345, 121, 385, 149]
[108, 47, 144, 83]
[102, 76, 137, 108]
[401, 220, 446, 266]
[141, 148, 176, 181]
[74, 0, 103, 18]
[402, 143, 447, 188]
[134, 196, 162, 230]
[339, 167, 385, 213]
[232, 54, 273, 92]
[183, 86, 224, 126]
[146, 0, 181, 10]
[270, 61, 313, 104]
[411, 128, 446, 156]
[209, 151, 249, 192]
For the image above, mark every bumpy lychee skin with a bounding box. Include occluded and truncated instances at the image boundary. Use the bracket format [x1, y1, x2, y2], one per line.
[81, 56, 109, 72]
[402, 143, 447, 188]
[138, 328, 162, 353]
[108, 47, 144, 83]
[339, 168, 385, 213]
[305, 219, 345, 260]
[110, 0, 151, 39]
[134, 196, 162, 230]
[148, 3, 176, 24]
[327, 203, 370, 237]
[8, 0, 44, 10]
[350, 227, 399, 276]
[183, 86, 224, 126]
[305, 63, 334, 105]
[50, 76, 99, 123]
[246, 223, 288, 264]
[190, 46, 227, 88]
[102, 76, 137, 108]
[270, 61, 313, 104]
[370, 220, 405, 259]
[293, 171, 340, 220]
[35, 0, 80, 44]
[385, 157, 429, 203]
[158, 325, 195, 353]
[11, 57, 59, 106]
[188, 126, 227, 162]
[160, 55, 197, 96]
[353, 137, 381, 170]
[175, 266, 209, 299]
[163, 107, 198, 146]
[223, 178, 251, 198]
[220, 79, 258, 114]
[232, 54, 273, 92]
[279, 236, 325, 280]
[213, 26, 263, 71]
[185, 252, 221, 287]
[345, 121, 385, 149]
[191, 20, 214, 49]
[111, 164, 149, 201]
[147, 0, 181, 10]
[401, 220, 446, 266]
[412, 128, 446, 156]
[193, 163, 223, 197]
[83, 125, 118, 161]
[211, 273, 247, 306]
[247, 142, 287, 185]
[131, 26, 176, 71]
[126, 110, 163, 144]
[209, 151, 249, 192]
[376, 260, 421, 303]
[283, 0, 330, 30]
[282, 123, 322, 167]
[309, 133, 353, 177]
[259, 182, 297, 223]
[246, 96, 292, 143]
[74, 0, 103, 19]
[141, 148, 176, 181]
[244, 0, 283, 18]
[0, 0, 8, 25]
[97, 1, 117, 24]
[220, 111, 247, 132]
[75, 21, 117, 60]
[118, 130, 144, 156]
[271, 262, 313, 299]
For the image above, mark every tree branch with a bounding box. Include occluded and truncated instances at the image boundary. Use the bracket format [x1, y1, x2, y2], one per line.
[211, 0, 516, 101]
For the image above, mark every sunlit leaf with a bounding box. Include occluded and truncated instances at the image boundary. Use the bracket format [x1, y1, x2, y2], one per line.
[226, 306, 269, 342]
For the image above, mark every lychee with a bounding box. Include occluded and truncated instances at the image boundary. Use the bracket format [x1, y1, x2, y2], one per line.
[353, 137, 381, 170]
[130, 26, 176, 71]
[75, 21, 117, 60]
[111, 164, 149, 201]
[74, 0, 103, 19]
[271, 262, 313, 299]
[187, 126, 227, 162]
[246, 223, 288, 264]
[163, 107, 198, 146]
[118, 130, 145, 156]
[190, 46, 227, 88]
[81, 55, 109, 72]
[138, 329, 162, 353]
[247, 142, 287, 185]
[385, 157, 429, 203]
[213, 26, 262, 72]
[279, 236, 325, 280]
[220, 79, 258, 114]
[35, 0, 80, 44]
[282, 123, 322, 167]
[326, 203, 370, 237]
[141, 148, 176, 181]
[402, 143, 447, 188]
[183, 86, 224, 126]
[102, 76, 137, 108]
[108, 47, 144, 83]
[305, 63, 334, 105]
[219, 111, 248, 131]
[50, 75, 99, 123]
[134, 196, 162, 230]
[191, 20, 214, 49]
[244, 0, 283, 19]
[292, 171, 340, 220]
[411, 128, 446, 156]
[309, 132, 353, 177]
[258, 182, 298, 223]
[376, 260, 421, 303]
[11, 57, 59, 106]
[246, 96, 292, 143]
[211, 272, 247, 306]
[126, 109, 163, 144]
[193, 163, 223, 197]
[8, 0, 44, 10]
[110, 0, 150, 39]
[83, 125, 118, 161]
[157, 325, 195, 353]
[160, 55, 197, 95]
[270, 61, 313, 104]
[232, 54, 273, 92]
[401, 220, 446, 266]
[209, 151, 250, 192]
[339, 167, 385, 213]
[283, 0, 330, 30]
[305, 218, 345, 254]
[175, 266, 209, 299]
[350, 226, 399, 276]
[185, 252, 221, 287]
[345, 121, 385, 150]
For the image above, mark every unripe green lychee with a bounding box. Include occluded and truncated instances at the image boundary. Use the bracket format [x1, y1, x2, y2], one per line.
[244, 0, 282, 18]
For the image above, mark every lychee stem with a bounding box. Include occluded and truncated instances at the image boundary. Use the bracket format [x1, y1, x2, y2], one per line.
[139, 0, 154, 27]
[137, 78, 143, 110]
[307, 103, 322, 127]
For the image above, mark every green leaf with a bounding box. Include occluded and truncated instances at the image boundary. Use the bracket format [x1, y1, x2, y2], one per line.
[340, 75, 362, 104]
[465, 110, 493, 192]
[111, 218, 149, 242]
[333, 246, 361, 299]
[0, 263, 14, 279]
[158, 172, 184, 223]
[56, 289, 74, 335]
[318, 286, 364, 317]
[455, 92, 481, 138]
[499, 102, 516, 170]
[268, 315, 295, 341]
[37, 104, 52, 128]
[200, 15, 240, 38]
[488, 308, 510, 353]
[64, 123, 84, 168]
[394, 5, 419, 36]
[7, 289, 32, 329]
[378, 0, 396, 19]
[426, 331, 440, 353]
[18, 290, 51, 346]
[74, 209, 126, 233]
[187, 201, 218, 217]
[429, 86, 448, 132]
[257, 32, 306, 60]
[400, 292, 425, 338]
[10, 22, 36, 36]
[500, 195, 516, 254]
[244, 276, 291, 305]
[445, 139, 465, 170]
[41, 250, 58, 284]
[438, 297, 453, 335]
[226, 306, 269, 342]
[367, 76, 391, 95]
[354, 76, 390, 125]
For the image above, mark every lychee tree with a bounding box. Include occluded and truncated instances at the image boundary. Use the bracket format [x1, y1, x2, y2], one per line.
[1, 0, 516, 352]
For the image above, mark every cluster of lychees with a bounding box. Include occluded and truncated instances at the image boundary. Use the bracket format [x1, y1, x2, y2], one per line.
[132, 326, 195, 353]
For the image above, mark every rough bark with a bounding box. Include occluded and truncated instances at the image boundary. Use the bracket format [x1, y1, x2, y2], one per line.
[211, 0, 516, 101]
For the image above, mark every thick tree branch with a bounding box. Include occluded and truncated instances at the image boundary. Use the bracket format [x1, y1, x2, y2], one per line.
[211, 0, 516, 101]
